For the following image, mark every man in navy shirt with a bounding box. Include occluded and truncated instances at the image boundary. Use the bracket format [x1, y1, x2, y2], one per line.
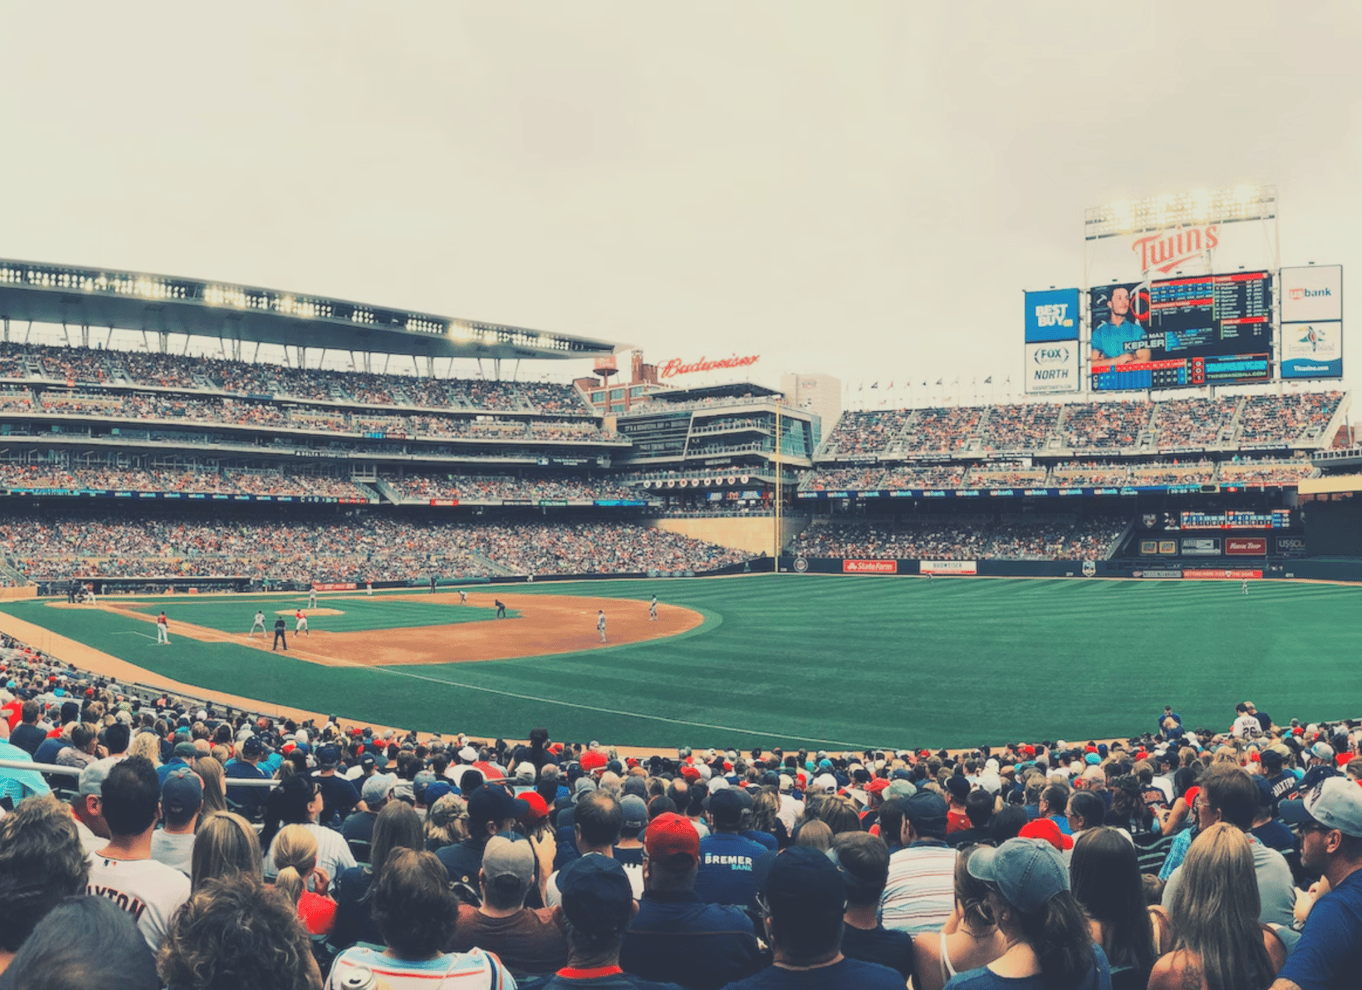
[723, 846, 903, 990]
[620, 813, 761, 990]
[1273, 778, 1362, 990]
[693, 787, 769, 909]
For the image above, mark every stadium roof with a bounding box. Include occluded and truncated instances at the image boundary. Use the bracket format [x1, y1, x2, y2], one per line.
[0, 259, 621, 362]
[649, 381, 782, 402]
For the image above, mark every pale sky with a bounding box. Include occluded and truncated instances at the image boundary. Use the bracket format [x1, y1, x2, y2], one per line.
[3, 1, 1359, 402]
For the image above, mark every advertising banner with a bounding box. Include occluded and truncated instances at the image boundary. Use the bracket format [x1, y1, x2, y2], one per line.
[1181, 537, 1221, 556]
[1276, 536, 1306, 557]
[1280, 266, 1342, 323]
[842, 559, 897, 574]
[1024, 341, 1080, 394]
[1024, 289, 1081, 342]
[1226, 537, 1267, 555]
[1183, 569, 1263, 580]
[920, 560, 978, 575]
[312, 582, 357, 591]
[1281, 322, 1343, 379]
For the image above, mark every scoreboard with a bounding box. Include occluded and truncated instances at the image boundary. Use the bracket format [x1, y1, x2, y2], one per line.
[1090, 271, 1273, 391]
[1180, 508, 1292, 530]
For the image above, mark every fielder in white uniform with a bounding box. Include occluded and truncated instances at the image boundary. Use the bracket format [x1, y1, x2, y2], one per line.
[249, 610, 266, 636]
[597, 609, 607, 643]
[309, 586, 318, 608]
[649, 595, 658, 621]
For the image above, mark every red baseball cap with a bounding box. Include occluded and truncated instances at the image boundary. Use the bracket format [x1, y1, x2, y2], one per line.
[519, 791, 550, 824]
[1019, 817, 1074, 851]
[581, 751, 608, 773]
[645, 813, 700, 866]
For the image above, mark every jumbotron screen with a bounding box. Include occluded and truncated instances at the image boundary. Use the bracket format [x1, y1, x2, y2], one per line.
[1089, 271, 1273, 391]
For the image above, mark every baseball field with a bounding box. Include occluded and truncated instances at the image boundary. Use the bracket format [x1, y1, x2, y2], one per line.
[0, 574, 1356, 751]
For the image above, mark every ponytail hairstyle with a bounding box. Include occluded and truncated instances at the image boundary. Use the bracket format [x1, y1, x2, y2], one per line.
[954, 845, 996, 931]
[271, 823, 318, 907]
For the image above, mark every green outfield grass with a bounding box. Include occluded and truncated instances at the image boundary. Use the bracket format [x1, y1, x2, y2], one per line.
[3, 575, 1357, 751]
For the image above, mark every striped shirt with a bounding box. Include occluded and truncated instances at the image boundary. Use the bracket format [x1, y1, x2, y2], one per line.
[326, 945, 516, 990]
[879, 842, 957, 935]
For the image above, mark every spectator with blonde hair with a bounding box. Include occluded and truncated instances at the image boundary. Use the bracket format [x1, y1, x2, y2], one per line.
[272, 824, 338, 940]
[190, 811, 262, 892]
[1148, 822, 1283, 990]
[193, 755, 228, 820]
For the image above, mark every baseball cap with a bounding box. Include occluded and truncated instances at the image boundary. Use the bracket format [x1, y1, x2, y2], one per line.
[1280, 777, 1362, 838]
[759, 844, 845, 918]
[645, 813, 700, 867]
[424, 782, 456, 806]
[316, 745, 341, 768]
[1018, 817, 1074, 851]
[242, 736, 266, 758]
[468, 785, 529, 828]
[580, 750, 608, 773]
[620, 794, 648, 831]
[558, 855, 633, 935]
[519, 791, 550, 825]
[359, 754, 376, 770]
[707, 787, 744, 826]
[514, 761, 537, 783]
[885, 779, 917, 801]
[79, 758, 117, 796]
[903, 791, 948, 836]
[968, 837, 1070, 912]
[482, 835, 535, 887]
[362, 773, 396, 804]
[1310, 742, 1336, 762]
[162, 767, 204, 816]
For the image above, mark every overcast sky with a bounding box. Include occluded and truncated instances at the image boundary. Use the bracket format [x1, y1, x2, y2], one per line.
[3, 1, 1359, 403]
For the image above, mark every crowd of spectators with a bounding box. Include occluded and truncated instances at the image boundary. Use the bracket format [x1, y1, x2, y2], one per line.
[1238, 392, 1344, 447]
[789, 514, 1126, 560]
[0, 341, 595, 416]
[1130, 461, 1217, 486]
[0, 510, 751, 582]
[879, 465, 968, 490]
[0, 464, 372, 500]
[1051, 462, 1132, 486]
[2, 613, 1362, 988]
[1061, 402, 1152, 450]
[899, 407, 983, 455]
[820, 410, 911, 457]
[977, 403, 1062, 453]
[1219, 458, 1317, 486]
[386, 474, 642, 502]
[1151, 397, 1238, 450]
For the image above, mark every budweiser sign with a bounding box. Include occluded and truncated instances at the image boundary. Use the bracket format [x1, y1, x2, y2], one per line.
[1131, 224, 1220, 275]
[658, 354, 760, 378]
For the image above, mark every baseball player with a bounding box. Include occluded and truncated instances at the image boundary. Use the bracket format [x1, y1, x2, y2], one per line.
[156, 611, 170, 645]
[459, 589, 468, 604]
[309, 586, 318, 608]
[295, 609, 309, 636]
[366, 580, 373, 596]
[495, 599, 506, 619]
[272, 617, 288, 652]
[649, 595, 658, 621]
[249, 610, 266, 637]
[1242, 578, 1249, 596]
[597, 609, 607, 643]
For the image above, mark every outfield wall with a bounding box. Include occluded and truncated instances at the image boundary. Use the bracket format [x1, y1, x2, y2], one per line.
[779, 556, 1362, 582]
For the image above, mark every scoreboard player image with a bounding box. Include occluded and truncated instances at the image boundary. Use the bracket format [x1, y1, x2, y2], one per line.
[1089, 282, 1151, 368]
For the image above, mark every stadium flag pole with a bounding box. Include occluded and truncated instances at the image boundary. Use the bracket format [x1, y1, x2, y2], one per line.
[773, 399, 782, 565]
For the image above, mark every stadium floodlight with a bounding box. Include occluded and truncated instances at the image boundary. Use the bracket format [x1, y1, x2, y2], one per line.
[1084, 185, 1276, 239]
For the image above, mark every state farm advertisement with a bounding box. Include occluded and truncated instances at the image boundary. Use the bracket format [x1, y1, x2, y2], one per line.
[920, 560, 978, 575]
[843, 559, 897, 574]
[1225, 537, 1267, 555]
[1183, 569, 1262, 580]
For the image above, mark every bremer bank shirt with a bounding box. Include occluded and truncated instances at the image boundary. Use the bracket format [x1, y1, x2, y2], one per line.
[87, 852, 191, 952]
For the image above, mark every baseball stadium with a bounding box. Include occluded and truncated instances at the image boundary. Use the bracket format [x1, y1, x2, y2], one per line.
[7, 9, 1362, 986]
